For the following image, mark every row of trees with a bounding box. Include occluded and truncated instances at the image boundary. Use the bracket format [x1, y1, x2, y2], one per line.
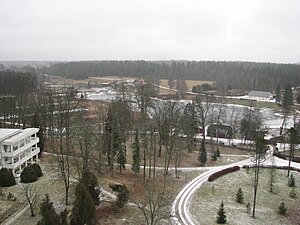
[41, 60, 300, 91]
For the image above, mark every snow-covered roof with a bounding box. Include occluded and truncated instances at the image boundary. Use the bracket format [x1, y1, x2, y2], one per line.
[0, 129, 20, 142]
[0, 128, 39, 144]
[248, 90, 272, 98]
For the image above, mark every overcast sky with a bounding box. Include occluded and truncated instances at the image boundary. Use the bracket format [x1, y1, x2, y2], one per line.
[0, 0, 299, 63]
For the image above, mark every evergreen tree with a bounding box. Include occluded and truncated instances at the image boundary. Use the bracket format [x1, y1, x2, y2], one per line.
[70, 183, 95, 225]
[289, 187, 297, 198]
[275, 83, 281, 103]
[297, 92, 300, 104]
[211, 151, 217, 161]
[278, 202, 287, 215]
[117, 143, 126, 174]
[282, 83, 293, 108]
[132, 130, 140, 174]
[246, 203, 251, 214]
[288, 174, 295, 187]
[38, 194, 60, 225]
[236, 188, 244, 203]
[81, 170, 100, 205]
[198, 142, 207, 166]
[216, 201, 227, 224]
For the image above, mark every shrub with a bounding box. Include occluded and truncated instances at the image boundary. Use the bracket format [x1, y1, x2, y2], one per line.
[211, 151, 217, 161]
[208, 166, 240, 182]
[21, 166, 38, 183]
[278, 202, 287, 215]
[0, 168, 16, 187]
[81, 170, 100, 205]
[109, 183, 129, 208]
[289, 187, 297, 198]
[236, 188, 244, 203]
[31, 164, 43, 177]
[246, 203, 251, 213]
[288, 174, 295, 187]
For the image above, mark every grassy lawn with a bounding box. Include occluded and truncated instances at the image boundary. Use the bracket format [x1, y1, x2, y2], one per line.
[190, 168, 300, 225]
[1, 142, 252, 225]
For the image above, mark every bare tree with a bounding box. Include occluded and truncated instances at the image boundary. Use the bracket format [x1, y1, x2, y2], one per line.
[287, 128, 299, 177]
[21, 184, 40, 217]
[51, 87, 79, 205]
[252, 137, 268, 218]
[194, 94, 215, 165]
[73, 118, 98, 179]
[134, 180, 171, 225]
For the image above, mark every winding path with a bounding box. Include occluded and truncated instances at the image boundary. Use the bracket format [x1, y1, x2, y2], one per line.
[171, 158, 252, 225]
[171, 146, 300, 225]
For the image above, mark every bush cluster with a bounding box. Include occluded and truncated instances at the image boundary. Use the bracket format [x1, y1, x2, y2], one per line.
[21, 163, 43, 183]
[208, 166, 240, 182]
[0, 168, 16, 187]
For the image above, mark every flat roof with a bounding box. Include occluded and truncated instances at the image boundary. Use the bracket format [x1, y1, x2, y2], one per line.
[248, 90, 272, 98]
[0, 128, 39, 144]
[0, 129, 20, 142]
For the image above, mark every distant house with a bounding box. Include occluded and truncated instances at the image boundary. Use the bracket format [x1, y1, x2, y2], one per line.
[207, 124, 233, 139]
[248, 90, 273, 100]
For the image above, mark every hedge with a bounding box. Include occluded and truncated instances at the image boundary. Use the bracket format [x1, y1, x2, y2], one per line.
[0, 168, 16, 187]
[273, 150, 300, 163]
[31, 163, 43, 177]
[21, 166, 38, 183]
[208, 166, 240, 182]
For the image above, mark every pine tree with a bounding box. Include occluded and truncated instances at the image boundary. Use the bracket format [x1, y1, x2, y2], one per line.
[216, 201, 227, 224]
[38, 194, 60, 225]
[278, 202, 287, 215]
[282, 83, 293, 108]
[81, 170, 100, 205]
[236, 188, 244, 203]
[117, 143, 126, 174]
[198, 142, 207, 166]
[132, 130, 140, 174]
[246, 203, 251, 214]
[288, 174, 295, 187]
[275, 83, 281, 104]
[216, 147, 220, 157]
[211, 151, 217, 161]
[70, 183, 95, 225]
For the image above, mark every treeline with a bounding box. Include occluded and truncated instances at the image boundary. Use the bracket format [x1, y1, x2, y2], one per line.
[41, 60, 300, 91]
[0, 70, 37, 94]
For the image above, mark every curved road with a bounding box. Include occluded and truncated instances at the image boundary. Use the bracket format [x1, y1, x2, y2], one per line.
[172, 145, 300, 225]
[171, 158, 252, 225]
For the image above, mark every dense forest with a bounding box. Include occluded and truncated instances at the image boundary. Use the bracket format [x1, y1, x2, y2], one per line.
[0, 70, 37, 94]
[41, 61, 300, 91]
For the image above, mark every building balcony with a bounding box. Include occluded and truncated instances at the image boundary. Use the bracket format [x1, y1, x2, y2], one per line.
[2, 147, 40, 169]
[1, 138, 39, 157]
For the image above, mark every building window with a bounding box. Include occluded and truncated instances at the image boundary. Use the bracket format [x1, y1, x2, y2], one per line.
[13, 145, 18, 151]
[3, 145, 11, 152]
[20, 139, 25, 148]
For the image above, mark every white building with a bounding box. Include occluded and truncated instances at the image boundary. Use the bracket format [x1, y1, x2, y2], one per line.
[0, 128, 40, 176]
[248, 90, 273, 100]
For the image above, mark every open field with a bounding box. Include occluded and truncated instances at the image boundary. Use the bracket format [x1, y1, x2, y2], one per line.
[159, 79, 214, 92]
[190, 168, 300, 225]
